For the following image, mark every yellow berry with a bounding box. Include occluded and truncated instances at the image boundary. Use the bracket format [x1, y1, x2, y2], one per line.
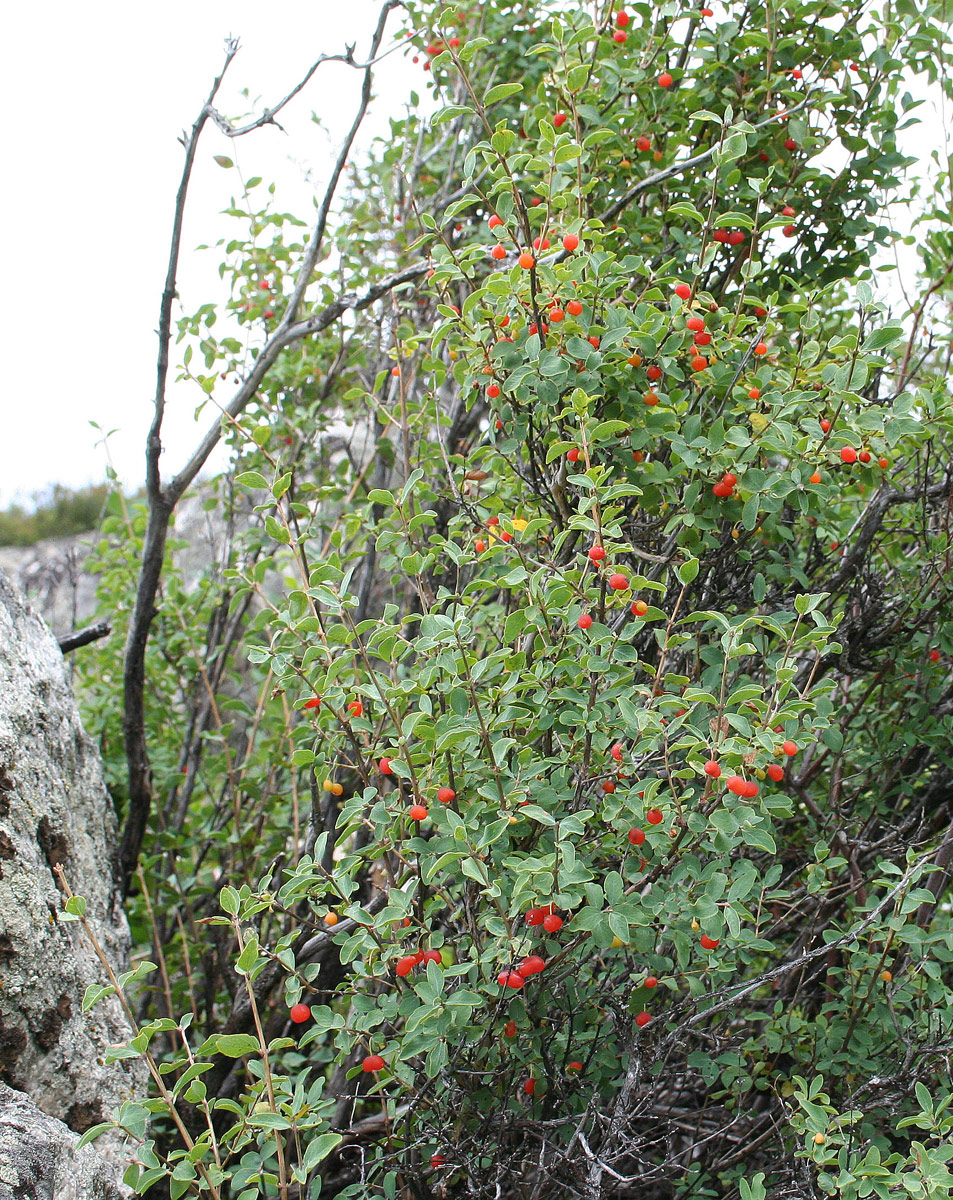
[813, 1133, 826, 1145]
[880, 969, 893, 982]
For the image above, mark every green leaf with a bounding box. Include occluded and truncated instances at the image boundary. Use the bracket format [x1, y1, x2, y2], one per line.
[485, 83, 523, 105]
[236, 471, 270, 490]
[302, 1133, 344, 1171]
[211, 1033, 261, 1058]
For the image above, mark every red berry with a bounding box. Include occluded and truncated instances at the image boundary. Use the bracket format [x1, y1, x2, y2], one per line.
[726, 775, 745, 795]
[488, 214, 503, 228]
[520, 955, 546, 976]
[929, 649, 941, 662]
[550, 307, 565, 322]
[526, 908, 545, 926]
[712, 482, 733, 497]
[635, 1011, 652, 1028]
[691, 355, 708, 372]
[362, 1054, 385, 1072]
[767, 763, 784, 782]
[637, 135, 651, 152]
[543, 914, 564, 932]
[631, 599, 648, 616]
[611, 742, 623, 762]
[728, 230, 746, 246]
[840, 446, 857, 464]
[616, 10, 630, 25]
[304, 696, 322, 710]
[567, 299, 583, 316]
[588, 336, 601, 349]
[475, 539, 487, 553]
[703, 760, 721, 778]
[491, 244, 506, 260]
[504, 1020, 517, 1037]
[568, 447, 581, 462]
[742, 780, 759, 798]
[754, 342, 768, 356]
[820, 418, 831, 432]
[791, 68, 803, 79]
[713, 229, 730, 244]
[347, 699, 363, 718]
[290, 1003, 311, 1024]
[423, 949, 443, 964]
[686, 317, 706, 332]
[518, 252, 535, 269]
[498, 969, 525, 989]
[523, 1078, 536, 1095]
[553, 112, 568, 127]
[782, 740, 798, 757]
[783, 224, 797, 237]
[748, 387, 761, 400]
[781, 205, 796, 217]
[437, 787, 455, 803]
[567, 1060, 583, 1072]
[693, 331, 712, 346]
[722, 472, 738, 487]
[658, 72, 673, 88]
[408, 804, 428, 821]
[646, 808, 663, 825]
[563, 233, 580, 252]
[380, 757, 393, 774]
[614, 30, 627, 43]
[577, 613, 593, 630]
[533, 236, 551, 250]
[602, 779, 616, 794]
[858, 450, 871, 463]
[396, 955, 417, 977]
[487, 384, 501, 398]
[700, 934, 720, 950]
[588, 544, 607, 562]
[646, 364, 662, 381]
[784, 137, 798, 151]
[431, 1154, 445, 1169]
[608, 573, 629, 591]
[628, 828, 646, 845]
[644, 975, 658, 988]
[674, 282, 691, 299]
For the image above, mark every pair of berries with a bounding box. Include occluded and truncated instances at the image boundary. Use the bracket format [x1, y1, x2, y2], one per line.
[395, 949, 443, 977]
[713, 470, 738, 498]
[726, 776, 759, 797]
[526, 906, 563, 932]
[497, 955, 547, 989]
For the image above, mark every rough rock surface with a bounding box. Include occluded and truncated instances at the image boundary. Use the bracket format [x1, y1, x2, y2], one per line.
[0, 570, 144, 1194]
[0, 1085, 123, 1200]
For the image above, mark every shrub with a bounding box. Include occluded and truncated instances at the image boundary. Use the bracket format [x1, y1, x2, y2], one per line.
[73, 3, 953, 1198]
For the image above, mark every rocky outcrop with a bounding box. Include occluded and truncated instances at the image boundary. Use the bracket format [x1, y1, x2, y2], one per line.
[0, 570, 144, 1195]
[0, 1085, 123, 1200]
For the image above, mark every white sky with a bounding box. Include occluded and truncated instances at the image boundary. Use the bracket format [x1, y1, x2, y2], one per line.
[0, 0, 417, 509]
[1, 4, 948, 510]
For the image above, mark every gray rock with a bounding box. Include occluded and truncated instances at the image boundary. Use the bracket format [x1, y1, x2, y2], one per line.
[0, 1084, 122, 1200]
[0, 570, 143, 1193]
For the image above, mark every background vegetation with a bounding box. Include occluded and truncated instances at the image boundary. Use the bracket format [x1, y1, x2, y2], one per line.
[53, 1, 953, 1198]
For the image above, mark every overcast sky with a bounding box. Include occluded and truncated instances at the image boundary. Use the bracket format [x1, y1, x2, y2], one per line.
[1, 4, 946, 510]
[1, 0, 418, 508]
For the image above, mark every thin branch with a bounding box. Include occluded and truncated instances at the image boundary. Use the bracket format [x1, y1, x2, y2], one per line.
[58, 619, 111, 654]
